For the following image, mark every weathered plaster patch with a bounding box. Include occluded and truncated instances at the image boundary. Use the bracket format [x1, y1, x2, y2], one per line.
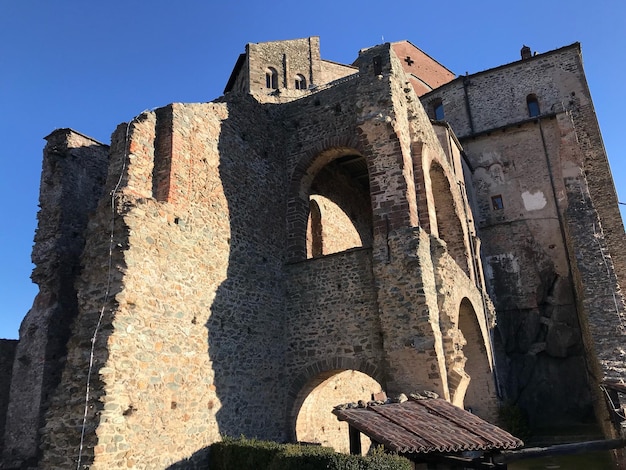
[522, 191, 547, 211]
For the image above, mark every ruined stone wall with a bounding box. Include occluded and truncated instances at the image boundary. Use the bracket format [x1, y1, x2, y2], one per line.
[2, 38, 506, 468]
[0, 340, 17, 456]
[281, 42, 495, 420]
[39, 97, 290, 469]
[3, 130, 108, 468]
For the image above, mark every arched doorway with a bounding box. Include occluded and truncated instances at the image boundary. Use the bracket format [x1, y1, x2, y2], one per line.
[294, 370, 383, 453]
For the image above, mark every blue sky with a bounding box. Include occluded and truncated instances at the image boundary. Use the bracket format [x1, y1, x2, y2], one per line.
[1, 1, 625, 339]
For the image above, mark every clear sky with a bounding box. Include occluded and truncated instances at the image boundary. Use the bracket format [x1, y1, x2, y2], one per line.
[1, 1, 625, 339]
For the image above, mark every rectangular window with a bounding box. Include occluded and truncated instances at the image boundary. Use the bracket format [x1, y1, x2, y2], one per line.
[434, 102, 444, 120]
[491, 195, 504, 210]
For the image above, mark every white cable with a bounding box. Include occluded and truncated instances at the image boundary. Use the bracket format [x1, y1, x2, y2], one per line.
[76, 113, 140, 469]
[592, 222, 625, 329]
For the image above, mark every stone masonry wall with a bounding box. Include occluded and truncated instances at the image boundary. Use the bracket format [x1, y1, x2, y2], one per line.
[248, 37, 322, 103]
[422, 43, 626, 288]
[285, 247, 383, 394]
[461, 118, 596, 429]
[3, 130, 108, 468]
[39, 96, 290, 468]
[0, 340, 17, 456]
[8, 38, 505, 468]
[423, 44, 626, 436]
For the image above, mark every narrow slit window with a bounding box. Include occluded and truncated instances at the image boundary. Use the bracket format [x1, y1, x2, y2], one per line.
[527, 94, 540, 117]
[433, 99, 444, 120]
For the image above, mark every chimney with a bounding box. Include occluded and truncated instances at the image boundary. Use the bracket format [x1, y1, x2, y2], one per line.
[521, 45, 532, 60]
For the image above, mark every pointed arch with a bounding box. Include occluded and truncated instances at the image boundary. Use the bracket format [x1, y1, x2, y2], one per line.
[456, 298, 493, 415]
[429, 162, 470, 275]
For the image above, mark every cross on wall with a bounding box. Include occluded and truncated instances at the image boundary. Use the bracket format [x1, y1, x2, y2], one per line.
[404, 56, 414, 66]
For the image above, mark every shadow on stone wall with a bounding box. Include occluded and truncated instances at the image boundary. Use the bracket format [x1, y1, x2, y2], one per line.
[3, 136, 109, 468]
[165, 446, 211, 469]
[205, 95, 288, 442]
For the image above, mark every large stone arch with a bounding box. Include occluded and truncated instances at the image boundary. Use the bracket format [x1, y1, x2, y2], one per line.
[286, 137, 372, 262]
[284, 357, 383, 442]
[453, 297, 495, 419]
[429, 161, 470, 276]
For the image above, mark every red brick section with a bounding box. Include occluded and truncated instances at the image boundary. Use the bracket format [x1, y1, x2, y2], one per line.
[391, 41, 456, 97]
[333, 397, 522, 455]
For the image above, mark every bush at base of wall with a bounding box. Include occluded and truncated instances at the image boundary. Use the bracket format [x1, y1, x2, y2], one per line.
[209, 436, 412, 470]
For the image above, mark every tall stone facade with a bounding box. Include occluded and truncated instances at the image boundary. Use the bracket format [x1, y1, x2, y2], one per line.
[1, 37, 624, 469]
[423, 43, 626, 438]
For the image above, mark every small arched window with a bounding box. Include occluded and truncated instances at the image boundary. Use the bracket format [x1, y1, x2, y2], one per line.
[433, 99, 444, 120]
[295, 74, 307, 90]
[266, 67, 278, 89]
[527, 94, 540, 117]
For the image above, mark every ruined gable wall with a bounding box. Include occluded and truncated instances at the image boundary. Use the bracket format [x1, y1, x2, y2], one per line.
[278, 47, 452, 400]
[40, 97, 289, 469]
[3, 130, 108, 468]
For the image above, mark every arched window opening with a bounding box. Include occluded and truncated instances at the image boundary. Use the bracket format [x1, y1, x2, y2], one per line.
[429, 163, 470, 276]
[295, 370, 382, 453]
[433, 99, 444, 120]
[527, 94, 540, 117]
[299, 152, 372, 260]
[295, 74, 307, 90]
[266, 67, 278, 89]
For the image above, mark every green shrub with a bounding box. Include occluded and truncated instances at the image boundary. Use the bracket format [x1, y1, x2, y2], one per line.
[210, 436, 282, 470]
[498, 401, 530, 441]
[209, 437, 412, 470]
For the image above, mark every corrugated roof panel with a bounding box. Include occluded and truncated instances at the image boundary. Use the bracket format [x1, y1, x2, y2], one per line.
[333, 397, 523, 456]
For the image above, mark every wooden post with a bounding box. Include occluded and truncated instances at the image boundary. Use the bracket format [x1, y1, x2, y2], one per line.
[349, 424, 362, 455]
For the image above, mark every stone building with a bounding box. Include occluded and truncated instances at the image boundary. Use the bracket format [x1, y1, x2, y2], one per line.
[0, 37, 624, 469]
